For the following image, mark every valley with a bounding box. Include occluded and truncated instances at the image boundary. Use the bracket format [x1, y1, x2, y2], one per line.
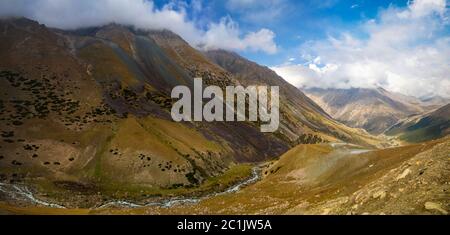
[1, 136, 448, 215]
[304, 87, 448, 135]
[0, 17, 448, 215]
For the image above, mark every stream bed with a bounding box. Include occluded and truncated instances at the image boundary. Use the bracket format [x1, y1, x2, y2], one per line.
[0, 167, 261, 209]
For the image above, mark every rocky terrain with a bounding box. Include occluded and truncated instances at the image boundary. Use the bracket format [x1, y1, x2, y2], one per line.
[113, 136, 450, 215]
[1, 136, 447, 215]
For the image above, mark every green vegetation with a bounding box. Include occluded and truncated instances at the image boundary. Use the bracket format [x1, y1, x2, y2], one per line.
[399, 122, 450, 143]
[29, 163, 253, 208]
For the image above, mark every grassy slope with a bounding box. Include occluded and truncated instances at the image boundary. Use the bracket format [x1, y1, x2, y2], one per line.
[2, 137, 447, 214]
[385, 104, 450, 143]
[24, 115, 252, 205]
[0, 20, 268, 209]
[109, 137, 447, 215]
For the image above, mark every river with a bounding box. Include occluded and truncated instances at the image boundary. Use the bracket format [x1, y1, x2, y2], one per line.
[0, 143, 372, 209]
[0, 167, 261, 209]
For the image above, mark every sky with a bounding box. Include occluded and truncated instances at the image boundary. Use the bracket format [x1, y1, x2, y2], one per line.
[0, 0, 449, 98]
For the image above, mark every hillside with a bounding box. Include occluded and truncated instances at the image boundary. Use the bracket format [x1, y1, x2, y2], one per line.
[0, 18, 379, 207]
[303, 87, 445, 135]
[117, 136, 450, 215]
[385, 104, 450, 143]
[1, 137, 448, 215]
[205, 50, 378, 146]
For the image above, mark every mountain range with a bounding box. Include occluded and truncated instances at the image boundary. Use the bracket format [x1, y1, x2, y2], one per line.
[0, 18, 448, 215]
[385, 103, 450, 142]
[304, 87, 449, 135]
[0, 18, 378, 206]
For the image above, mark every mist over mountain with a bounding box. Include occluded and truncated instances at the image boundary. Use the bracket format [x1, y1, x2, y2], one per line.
[0, 0, 449, 216]
[271, 0, 450, 99]
[0, 0, 278, 54]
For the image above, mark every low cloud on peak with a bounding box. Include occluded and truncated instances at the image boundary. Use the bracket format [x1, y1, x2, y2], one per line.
[0, 0, 278, 54]
[0, 0, 448, 99]
[272, 0, 450, 98]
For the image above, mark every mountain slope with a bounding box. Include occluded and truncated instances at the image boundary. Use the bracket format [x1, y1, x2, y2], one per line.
[128, 136, 450, 215]
[303, 87, 442, 135]
[3, 136, 446, 214]
[0, 18, 379, 207]
[205, 50, 379, 146]
[0, 18, 283, 204]
[385, 103, 450, 142]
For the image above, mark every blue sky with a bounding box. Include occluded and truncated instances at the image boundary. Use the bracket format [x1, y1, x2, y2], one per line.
[152, 0, 411, 66]
[0, 0, 448, 97]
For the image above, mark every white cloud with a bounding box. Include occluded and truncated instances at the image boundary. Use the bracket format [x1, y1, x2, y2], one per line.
[202, 17, 277, 54]
[225, 0, 287, 23]
[407, 0, 447, 17]
[0, 0, 278, 54]
[272, 0, 450, 98]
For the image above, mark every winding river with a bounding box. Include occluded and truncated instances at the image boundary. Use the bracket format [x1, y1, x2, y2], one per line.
[0, 167, 261, 209]
[98, 167, 261, 209]
[0, 182, 65, 208]
[0, 143, 372, 210]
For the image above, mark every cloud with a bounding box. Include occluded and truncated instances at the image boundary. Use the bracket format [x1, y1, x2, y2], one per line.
[406, 0, 447, 17]
[272, 0, 450, 98]
[225, 0, 288, 23]
[0, 0, 278, 54]
[202, 17, 278, 54]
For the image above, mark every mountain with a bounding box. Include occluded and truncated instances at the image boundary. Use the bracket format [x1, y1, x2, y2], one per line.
[0, 18, 377, 206]
[385, 103, 450, 143]
[137, 136, 448, 215]
[303, 87, 445, 135]
[205, 50, 378, 145]
[419, 95, 450, 107]
[2, 136, 448, 214]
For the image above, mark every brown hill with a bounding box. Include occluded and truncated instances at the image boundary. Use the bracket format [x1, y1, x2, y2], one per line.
[0, 18, 377, 206]
[205, 50, 378, 145]
[1, 136, 447, 214]
[303, 87, 445, 135]
[385, 103, 450, 142]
